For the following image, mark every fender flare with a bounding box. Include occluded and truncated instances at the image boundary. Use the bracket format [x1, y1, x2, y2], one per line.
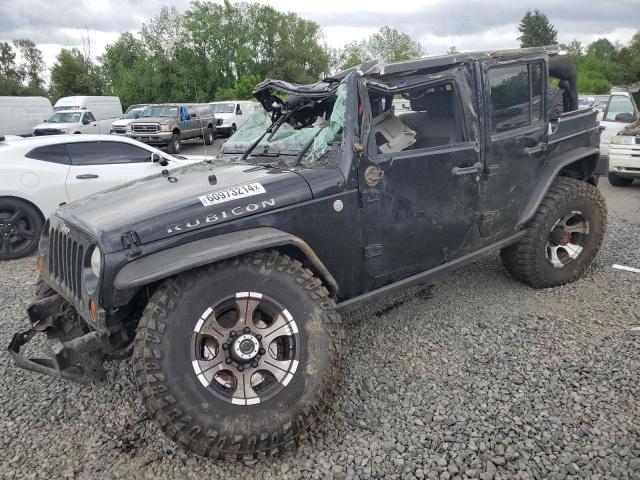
[114, 227, 339, 296]
[516, 146, 599, 228]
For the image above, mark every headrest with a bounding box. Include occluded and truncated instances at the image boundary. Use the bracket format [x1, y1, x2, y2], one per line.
[409, 89, 453, 113]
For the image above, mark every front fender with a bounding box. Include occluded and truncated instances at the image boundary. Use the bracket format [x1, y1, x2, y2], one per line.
[113, 227, 338, 296]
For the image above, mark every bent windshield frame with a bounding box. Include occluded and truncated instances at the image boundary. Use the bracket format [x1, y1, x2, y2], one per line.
[222, 82, 348, 167]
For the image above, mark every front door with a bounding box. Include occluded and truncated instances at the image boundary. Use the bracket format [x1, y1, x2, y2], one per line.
[64, 141, 164, 201]
[480, 59, 548, 237]
[359, 78, 482, 284]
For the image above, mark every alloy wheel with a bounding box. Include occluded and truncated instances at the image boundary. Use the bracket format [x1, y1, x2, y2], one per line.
[545, 210, 590, 268]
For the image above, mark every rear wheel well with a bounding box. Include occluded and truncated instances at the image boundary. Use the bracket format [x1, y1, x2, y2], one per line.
[558, 153, 599, 185]
[0, 195, 45, 223]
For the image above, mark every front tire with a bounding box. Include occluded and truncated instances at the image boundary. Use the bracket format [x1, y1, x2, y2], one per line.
[167, 133, 181, 154]
[608, 172, 633, 187]
[501, 177, 606, 288]
[133, 251, 343, 460]
[0, 198, 43, 261]
[204, 127, 214, 145]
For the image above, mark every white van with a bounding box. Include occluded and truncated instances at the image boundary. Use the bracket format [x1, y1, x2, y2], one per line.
[210, 100, 259, 136]
[0, 96, 53, 136]
[33, 96, 122, 136]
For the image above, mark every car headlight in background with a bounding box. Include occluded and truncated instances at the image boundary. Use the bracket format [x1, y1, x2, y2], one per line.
[160, 124, 170, 132]
[610, 135, 636, 145]
[90, 246, 102, 277]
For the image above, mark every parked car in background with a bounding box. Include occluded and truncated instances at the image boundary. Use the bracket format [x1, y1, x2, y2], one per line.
[607, 82, 640, 186]
[110, 105, 149, 135]
[0, 134, 202, 260]
[599, 90, 637, 165]
[33, 96, 122, 136]
[126, 103, 216, 153]
[210, 100, 259, 136]
[0, 96, 53, 136]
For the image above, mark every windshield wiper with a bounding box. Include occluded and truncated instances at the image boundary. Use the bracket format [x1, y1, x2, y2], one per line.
[294, 130, 322, 166]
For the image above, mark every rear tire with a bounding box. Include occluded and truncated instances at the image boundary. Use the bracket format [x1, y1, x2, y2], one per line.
[501, 177, 606, 288]
[608, 172, 633, 187]
[167, 133, 181, 154]
[0, 198, 43, 261]
[133, 251, 343, 460]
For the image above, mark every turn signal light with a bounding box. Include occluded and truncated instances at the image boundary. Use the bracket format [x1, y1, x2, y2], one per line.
[37, 257, 44, 273]
[89, 299, 98, 320]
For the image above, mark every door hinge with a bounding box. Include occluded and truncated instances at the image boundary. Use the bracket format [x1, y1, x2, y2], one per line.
[122, 230, 142, 257]
[363, 244, 384, 259]
[360, 189, 380, 207]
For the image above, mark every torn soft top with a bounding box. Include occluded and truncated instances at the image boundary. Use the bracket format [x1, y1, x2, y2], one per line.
[253, 78, 341, 113]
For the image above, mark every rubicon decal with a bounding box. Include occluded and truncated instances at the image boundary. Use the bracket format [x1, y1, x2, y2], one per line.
[199, 183, 266, 207]
[167, 198, 276, 233]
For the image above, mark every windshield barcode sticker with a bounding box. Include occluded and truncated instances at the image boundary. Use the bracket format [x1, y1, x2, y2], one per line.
[199, 183, 266, 206]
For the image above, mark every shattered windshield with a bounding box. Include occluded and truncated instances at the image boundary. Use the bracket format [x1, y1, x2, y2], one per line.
[222, 82, 348, 166]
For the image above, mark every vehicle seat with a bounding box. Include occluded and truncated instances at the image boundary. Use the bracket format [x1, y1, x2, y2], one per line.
[400, 89, 457, 148]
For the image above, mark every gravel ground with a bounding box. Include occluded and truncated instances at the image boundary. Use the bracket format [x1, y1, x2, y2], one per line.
[1, 186, 639, 480]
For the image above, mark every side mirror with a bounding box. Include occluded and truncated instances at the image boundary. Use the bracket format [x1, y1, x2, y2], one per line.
[152, 153, 169, 166]
[134, 113, 140, 119]
[43, 119, 47, 123]
[82, 118, 90, 125]
[237, 109, 242, 115]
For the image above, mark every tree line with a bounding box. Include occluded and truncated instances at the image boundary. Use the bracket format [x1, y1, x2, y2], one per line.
[1, 3, 638, 108]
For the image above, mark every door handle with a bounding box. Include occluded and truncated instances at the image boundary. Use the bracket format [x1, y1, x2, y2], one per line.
[452, 162, 482, 176]
[76, 174, 99, 179]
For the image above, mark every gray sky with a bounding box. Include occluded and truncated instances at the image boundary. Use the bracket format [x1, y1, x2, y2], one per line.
[0, 0, 637, 69]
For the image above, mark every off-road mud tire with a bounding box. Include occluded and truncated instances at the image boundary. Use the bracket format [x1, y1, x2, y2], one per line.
[607, 172, 633, 187]
[133, 250, 343, 460]
[501, 176, 606, 288]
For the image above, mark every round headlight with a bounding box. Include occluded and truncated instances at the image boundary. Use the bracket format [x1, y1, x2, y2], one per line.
[90, 246, 102, 277]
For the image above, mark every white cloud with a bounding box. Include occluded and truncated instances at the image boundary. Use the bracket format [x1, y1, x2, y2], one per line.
[0, 0, 637, 70]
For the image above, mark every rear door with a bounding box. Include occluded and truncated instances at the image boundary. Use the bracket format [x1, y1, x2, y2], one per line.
[64, 141, 166, 201]
[480, 59, 548, 237]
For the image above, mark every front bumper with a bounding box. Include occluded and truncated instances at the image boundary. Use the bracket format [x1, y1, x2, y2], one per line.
[33, 129, 65, 136]
[8, 292, 107, 384]
[126, 131, 173, 145]
[609, 144, 640, 178]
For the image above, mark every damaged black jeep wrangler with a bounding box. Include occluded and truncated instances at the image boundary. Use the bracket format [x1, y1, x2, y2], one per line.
[9, 47, 607, 460]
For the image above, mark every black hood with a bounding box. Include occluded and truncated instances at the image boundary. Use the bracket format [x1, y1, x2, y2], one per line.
[55, 160, 312, 253]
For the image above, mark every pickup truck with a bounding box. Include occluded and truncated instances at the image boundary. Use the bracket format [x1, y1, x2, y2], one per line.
[32, 110, 111, 135]
[606, 82, 640, 186]
[9, 46, 607, 461]
[126, 103, 216, 153]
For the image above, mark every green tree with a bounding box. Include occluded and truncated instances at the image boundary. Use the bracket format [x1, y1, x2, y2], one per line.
[566, 39, 583, 57]
[50, 48, 103, 100]
[447, 46, 459, 55]
[517, 9, 557, 48]
[13, 39, 46, 88]
[586, 38, 616, 61]
[334, 26, 424, 71]
[0, 42, 18, 79]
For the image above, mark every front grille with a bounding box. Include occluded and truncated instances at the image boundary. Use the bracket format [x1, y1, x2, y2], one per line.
[48, 226, 85, 300]
[132, 124, 159, 133]
[216, 118, 223, 126]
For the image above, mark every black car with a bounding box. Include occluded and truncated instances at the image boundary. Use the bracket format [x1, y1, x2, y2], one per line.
[9, 46, 607, 460]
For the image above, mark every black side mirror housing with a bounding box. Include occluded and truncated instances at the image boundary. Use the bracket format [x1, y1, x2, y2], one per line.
[152, 153, 169, 166]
